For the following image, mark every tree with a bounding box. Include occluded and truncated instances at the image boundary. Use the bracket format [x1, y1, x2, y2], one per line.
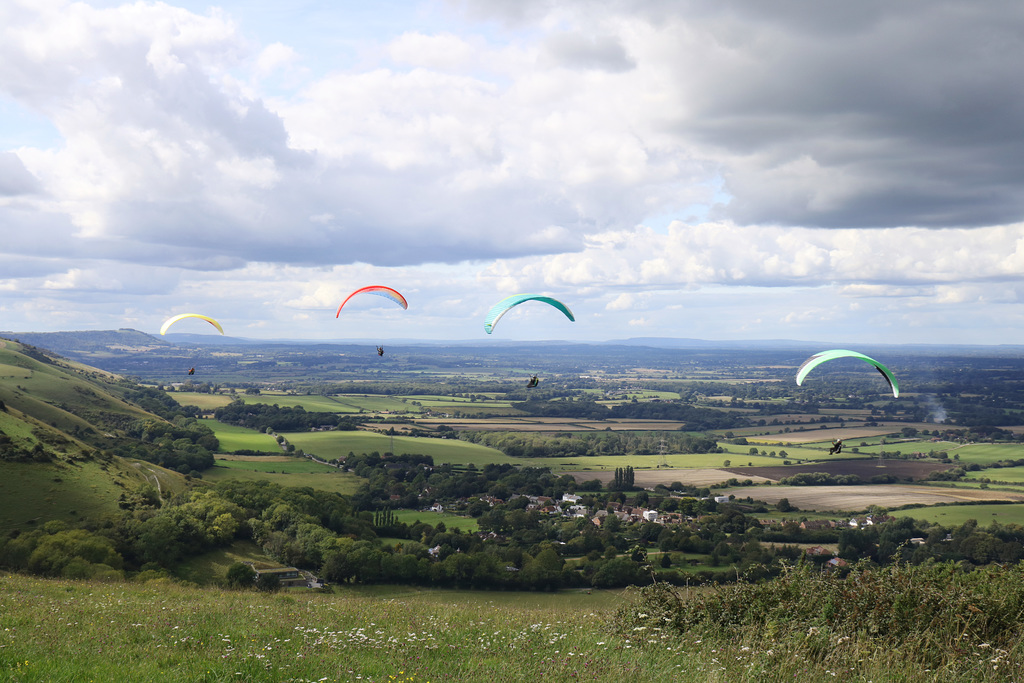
[226, 562, 256, 588]
[255, 572, 281, 592]
[776, 498, 793, 513]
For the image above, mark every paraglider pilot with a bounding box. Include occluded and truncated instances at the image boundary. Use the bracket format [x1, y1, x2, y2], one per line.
[527, 375, 539, 388]
[188, 367, 195, 375]
[829, 439, 843, 455]
[377, 346, 385, 357]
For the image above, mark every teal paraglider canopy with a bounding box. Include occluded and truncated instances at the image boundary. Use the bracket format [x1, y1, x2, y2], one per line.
[796, 349, 899, 398]
[483, 294, 575, 334]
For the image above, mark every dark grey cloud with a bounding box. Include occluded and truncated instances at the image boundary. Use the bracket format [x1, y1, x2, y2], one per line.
[659, 1, 1024, 228]
[463, 0, 1024, 229]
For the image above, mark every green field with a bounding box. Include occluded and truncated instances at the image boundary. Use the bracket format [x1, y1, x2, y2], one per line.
[717, 442, 825, 463]
[1, 568, 1018, 683]
[213, 454, 343, 474]
[167, 391, 235, 410]
[200, 465, 362, 495]
[278, 430, 809, 472]
[0, 574, 674, 683]
[202, 419, 280, 452]
[945, 442, 1024, 465]
[964, 465, 1024, 483]
[891, 503, 1024, 526]
[281, 430, 510, 464]
[390, 509, 480, 532]
[245, 393, 420, 413]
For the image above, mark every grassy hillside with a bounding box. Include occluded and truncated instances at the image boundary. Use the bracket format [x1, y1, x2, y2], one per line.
[0, 338, 155, 448]
[0, 458, 187, 531]
[1, 566, 1017, 682]
[0, 338, 192, 529]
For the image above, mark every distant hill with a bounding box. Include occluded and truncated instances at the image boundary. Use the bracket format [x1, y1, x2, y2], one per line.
[0, 328, 170, 356]
[0, 338, 189, 530]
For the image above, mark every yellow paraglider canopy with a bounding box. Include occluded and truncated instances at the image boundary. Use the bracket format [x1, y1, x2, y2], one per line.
[160, 313, 224, 336]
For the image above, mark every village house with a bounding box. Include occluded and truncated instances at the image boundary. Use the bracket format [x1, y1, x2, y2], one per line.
[800, 519, 838, 531]
[253, 567, 308, 588]
[568, 504, 589, 518]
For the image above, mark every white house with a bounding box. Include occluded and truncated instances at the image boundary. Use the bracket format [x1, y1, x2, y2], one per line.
[642, 510, 659, 522]
[561, 493, 582, 504]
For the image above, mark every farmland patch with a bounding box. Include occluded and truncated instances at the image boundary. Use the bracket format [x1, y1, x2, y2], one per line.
[726, 484, 1024, 512]
[724, 459, 954, 482]
[566, 468, 771, 488]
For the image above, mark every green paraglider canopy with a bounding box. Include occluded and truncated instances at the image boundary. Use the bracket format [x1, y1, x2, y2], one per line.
[796, 349, 899, 398]
[483, 294, 575, 334]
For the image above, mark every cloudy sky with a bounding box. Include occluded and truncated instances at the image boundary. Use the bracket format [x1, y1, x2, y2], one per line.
[2, 0, 1024, 345]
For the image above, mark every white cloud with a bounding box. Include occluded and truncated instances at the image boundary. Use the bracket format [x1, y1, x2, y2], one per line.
[0, 0, 1023, 343]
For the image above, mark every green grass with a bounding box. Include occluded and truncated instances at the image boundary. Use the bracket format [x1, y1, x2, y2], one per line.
[946, 442, 1024, 465]
[964, 465, 1024, 483]
[280, 430, 508, 464]
[716, 443, 825, 463]
[389, 509, 479, 532]
[241, 393, 420, 414]
[167, 391, 235, 410]
[172, 540, 278, 585]
[202, 419, 280, 452]
[0, 409, 36, 443]
[0, 573, 678, 683]
[2, 568, 1016, 682]
[212, 455, 341, 474]
[890, 503, 1024, 525]
[199, 466, 362, 495]
[0, 458, 185, 531]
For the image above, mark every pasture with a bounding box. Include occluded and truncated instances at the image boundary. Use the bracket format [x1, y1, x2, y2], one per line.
[280, 430, 509, 464]
[244, 392, 420, 414]
[965, 465, 1024, 483]
[946, 442, 1024, 465]
[390, 509, 480, 532]
[723, 484, 1024, 513]
[167, 391, 234, 410]
[213, 454, 342, 474]
[200, 463, 361, 495]
[414, 417, 690, 431]
[890, 503, 1024, 526]
[717, 442, 825, 462]
[569, 468, 772, 488]
[201, 419, 280, 452]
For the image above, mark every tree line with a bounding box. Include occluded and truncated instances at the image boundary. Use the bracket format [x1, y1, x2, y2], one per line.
[457, 430, 720, 459]
[214, 400, 360, 432]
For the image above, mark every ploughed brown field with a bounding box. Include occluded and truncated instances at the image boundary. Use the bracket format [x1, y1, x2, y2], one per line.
[724, 459, 955, 482]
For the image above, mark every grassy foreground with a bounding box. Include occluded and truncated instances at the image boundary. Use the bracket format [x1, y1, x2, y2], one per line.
[4, 565, 1024, 682]
[0, 574, 668, 683]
